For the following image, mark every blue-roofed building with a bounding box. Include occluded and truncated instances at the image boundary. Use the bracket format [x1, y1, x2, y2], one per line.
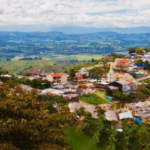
[134, 63, 147, 69]
[133, 117, 144, 124]
[130, 53, 136, 58]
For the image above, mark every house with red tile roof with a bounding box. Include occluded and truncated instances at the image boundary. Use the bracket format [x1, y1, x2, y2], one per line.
[46, 73, 68, 83]
[114, 59, 132, 70]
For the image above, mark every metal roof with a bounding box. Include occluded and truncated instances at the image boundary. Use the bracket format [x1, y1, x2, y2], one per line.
[119, 112, 133, 120]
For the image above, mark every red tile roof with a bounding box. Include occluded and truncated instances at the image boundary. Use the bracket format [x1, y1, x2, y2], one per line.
[127, 79, 132, 82]
[47, 73, 63, 77]
[75, 77, 83, 81]
[116, 59, 130, 63]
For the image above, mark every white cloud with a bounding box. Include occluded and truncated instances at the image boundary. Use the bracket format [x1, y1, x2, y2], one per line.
[0, 0, 150, 28]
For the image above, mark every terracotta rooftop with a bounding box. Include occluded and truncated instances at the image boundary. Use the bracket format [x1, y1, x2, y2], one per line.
[116, 59, 130, 63]
[126, 79, 132, 82]
[47, 73, 63, 77]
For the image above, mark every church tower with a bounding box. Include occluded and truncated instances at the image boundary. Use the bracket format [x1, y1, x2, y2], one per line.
[107, 63, 114, 82]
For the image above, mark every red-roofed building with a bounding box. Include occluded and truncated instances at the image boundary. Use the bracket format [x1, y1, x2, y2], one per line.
[114, 59, 132, 70]
[46, 73, 68, 83]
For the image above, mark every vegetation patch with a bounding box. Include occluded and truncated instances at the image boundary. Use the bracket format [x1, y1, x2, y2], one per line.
[79, 94, 107, 105]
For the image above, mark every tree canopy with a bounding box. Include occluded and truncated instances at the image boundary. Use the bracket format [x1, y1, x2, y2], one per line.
[0, 82, 150, 150]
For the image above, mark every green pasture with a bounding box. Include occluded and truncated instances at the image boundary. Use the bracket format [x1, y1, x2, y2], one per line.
[79, 94, 108, 105]
[43, 54, 103, 61]
[0, 60, 55, 74]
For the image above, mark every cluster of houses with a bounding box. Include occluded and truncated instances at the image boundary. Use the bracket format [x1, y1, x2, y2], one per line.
[68, 98, 150, 131]
[1, 56, 149, 102]
[131, 52, 150, 62]
[1, 52, 150, 128]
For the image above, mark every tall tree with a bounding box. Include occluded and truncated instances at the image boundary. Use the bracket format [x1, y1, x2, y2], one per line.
[89, 67, 105, 79]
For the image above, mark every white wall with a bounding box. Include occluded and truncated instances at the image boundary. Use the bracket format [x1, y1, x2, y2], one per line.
[61, 75, 67, 83]
[46, 75, 53, 82]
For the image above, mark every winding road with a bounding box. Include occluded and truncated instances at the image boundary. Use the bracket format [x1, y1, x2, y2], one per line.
[136, 75, 150, 82]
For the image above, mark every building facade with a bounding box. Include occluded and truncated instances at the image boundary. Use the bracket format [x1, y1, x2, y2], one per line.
[46, 73, 68, 83]
[107, 63, 133, 82]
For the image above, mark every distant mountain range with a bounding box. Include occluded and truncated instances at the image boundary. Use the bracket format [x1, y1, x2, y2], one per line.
[51, 26, 150, 34]
[0, 25, 150, 34]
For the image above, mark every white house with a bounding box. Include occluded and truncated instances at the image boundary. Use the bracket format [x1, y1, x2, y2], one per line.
[46, 73, 68, 83]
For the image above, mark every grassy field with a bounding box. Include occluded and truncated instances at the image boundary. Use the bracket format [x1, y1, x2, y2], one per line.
[0, 60, 55, 74]
[75, 55, 103, 61]
[79, 94, 108, 105]
[0, 54, 103, 74]
[42, 54, 103, 61]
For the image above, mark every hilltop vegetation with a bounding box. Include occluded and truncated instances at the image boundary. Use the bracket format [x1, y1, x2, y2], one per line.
[0, 59, 85, 74]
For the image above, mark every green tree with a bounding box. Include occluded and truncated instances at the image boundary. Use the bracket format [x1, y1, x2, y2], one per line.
[70, 69, 76, 78]
[89, 67, 104, 79]
[0, 83, 89, 149]
[113, 91, 134, 106]
[129, 47, 137, 54]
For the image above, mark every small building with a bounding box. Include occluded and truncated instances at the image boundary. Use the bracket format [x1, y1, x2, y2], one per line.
[105, 111, 118, 123]
[46, 73, 68, 83]
[20, 84, 41, 93]
[109, 80, 133, 94]
[26, 75, 42, 81]
[130, 53, 136, 58]
[63, 94, 79, 102]
[41, 88, 64, 96]
[143, 53, 150, 61]
[94, 82, 109, 91]
[133, 55, 143, 61]
[16, 75, 23, 79]
[0, 74, 12, 78]
[113, 59, 132, 70]
[134, 63, 147, 70]
[105, 96, 113, 101]
[68, 102, 98, 119]
[119, 112, 133, 120]
[64, 84, 81, 91]
[75, 67, 94, 79]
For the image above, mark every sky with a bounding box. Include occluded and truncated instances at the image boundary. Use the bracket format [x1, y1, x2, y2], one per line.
[0, 0, 150, 31]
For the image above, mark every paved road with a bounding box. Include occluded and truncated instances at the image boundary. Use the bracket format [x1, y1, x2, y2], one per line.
[136, 75, 150, 82]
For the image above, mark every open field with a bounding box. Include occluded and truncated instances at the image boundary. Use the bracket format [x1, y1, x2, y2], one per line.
[0, 58, 86, 74]
[0, 53, 102, 75]
[0, 60, 55, 74]
[75, 55, 103, 61]
[79, 94, 108, 105]
[42, 54, 103, 61]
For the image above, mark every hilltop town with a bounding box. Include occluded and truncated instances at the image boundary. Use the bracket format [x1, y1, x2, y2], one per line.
[1, 47, 150, 131]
